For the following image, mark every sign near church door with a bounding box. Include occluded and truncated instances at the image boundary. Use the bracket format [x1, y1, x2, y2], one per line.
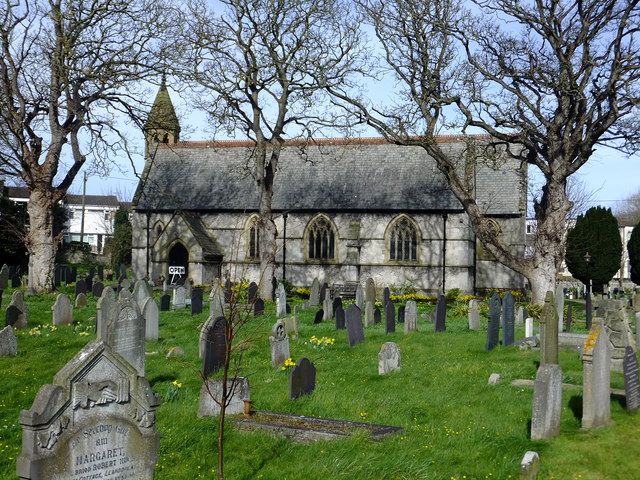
[169, 266, 185, 285]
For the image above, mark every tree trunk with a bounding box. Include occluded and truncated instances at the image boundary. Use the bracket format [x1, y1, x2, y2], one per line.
[26, 189, 57, 292]
[526, 255, 557, 304]
[257, 151, 277, 301]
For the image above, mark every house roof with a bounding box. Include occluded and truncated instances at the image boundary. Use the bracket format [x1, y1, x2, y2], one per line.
[3, 186, 123, 208]
[133, 137, 526, 215]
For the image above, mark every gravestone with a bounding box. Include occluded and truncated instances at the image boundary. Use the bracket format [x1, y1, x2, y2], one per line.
[404, 301, 417, 333]
[105, 297, 145, 376]
[565, 304, 573, 332]
[346, 304, 365, 347]
[319, 283, 328, 306]
[501, 292, 515, 346]
[582, 324, 611, 428]
[623, 346, 640, 412]
[530, 364, 563, 440]
[75, 293, 87, 308]
[203, 317, 227, 377]
[283, 316, 299, 338]
[0, 325, 17, 356]
[85, 275, 93, 294]
[335, 306, 345, 330]
[276, 283, 287, 317]
[96, 287, 116, 340]
[314, 309, 324, 324]
[52, 294, 73, 326]
[486, 293, 501, 351]
[254, 298, 265, 316]
[378, 342, 401, 375]
[54, 266, 64, 287]
[585, 292, 593, 330]
[191, 287, 203, 315]
[198, 377, 250, 417]
[184, 281, 192, 306]
[0, 264, 8, 289]
[133, 279, 152, 311]
[468, 299, 480, 331]
[516, 305, 525, 326]
[92, 281, 104, 298]
[365, 277, 376, 303]
[374, 307, 381, 324]
[323, 289, 332, 320]
[540, 291, 559, 365]
[209, 283, 224, 319]
[270, 320, 290, 367]
[120, 277, 130, 291]
[289, 358, 316, 399]
[434, 294, 446, 332]
[309, 278, 320, 306]
[332, 297, 343, 318]
[97, 265, 104, 280]
[160, 294, 170, 312]
[270, 277, 277, 301]
[248, 282, 258, 304]
[397, 305, 405, 324]
[364, 301, 374, 327]
[17, 340, 160, 480]
[355, 283, 364, 310]
[6, 305, 23, 328]
[602, 299, 636, 371]
[172, 285, 186, 309]
[142, 298, 159, 342]
[383, 287, 391, 305]
[556, 284, 565, 332]
[385, 301, 395, 334]
[11, 271, 21, 288]
[525, 317, 534, 338]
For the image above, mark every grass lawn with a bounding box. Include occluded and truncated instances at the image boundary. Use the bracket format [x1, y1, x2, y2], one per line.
[1, 287, 639, 480]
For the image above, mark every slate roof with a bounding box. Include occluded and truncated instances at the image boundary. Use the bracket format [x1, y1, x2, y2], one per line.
[4, 186, 123, 208]
[133, 137, 525, 215]
[180, 211, 224, 260]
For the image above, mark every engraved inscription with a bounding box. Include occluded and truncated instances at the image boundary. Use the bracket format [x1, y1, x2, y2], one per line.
[71, 423, 136, 480]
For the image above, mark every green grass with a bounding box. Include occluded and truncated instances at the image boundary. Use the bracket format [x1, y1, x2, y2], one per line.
[1, 288, 638, 480]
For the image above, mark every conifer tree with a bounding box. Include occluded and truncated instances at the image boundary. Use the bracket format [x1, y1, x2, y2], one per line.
[628, 224, 640, 286]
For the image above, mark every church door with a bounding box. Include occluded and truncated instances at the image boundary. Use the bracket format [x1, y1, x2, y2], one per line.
[168, 242, 189, 285]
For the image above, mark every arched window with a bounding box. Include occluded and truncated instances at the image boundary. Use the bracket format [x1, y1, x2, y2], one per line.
[307, 215, 336, 260]
[388, 216, 418, 262]
[247, 216, 260, 259]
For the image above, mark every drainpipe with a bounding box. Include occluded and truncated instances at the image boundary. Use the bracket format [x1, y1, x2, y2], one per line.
[442, 214, 448, 294]
[282, 212, 288, 282]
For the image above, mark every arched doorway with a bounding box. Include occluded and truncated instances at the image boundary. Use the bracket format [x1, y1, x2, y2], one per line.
[168, 242, 189, 285]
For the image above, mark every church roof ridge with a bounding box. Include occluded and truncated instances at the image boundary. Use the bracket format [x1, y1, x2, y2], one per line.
[160, 134, 493, 149]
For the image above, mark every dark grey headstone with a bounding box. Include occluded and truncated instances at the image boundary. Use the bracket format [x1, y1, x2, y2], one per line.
[624, 345, 640, 412]
[254, 298, 265, 316]
[585, 292, 593, 330]
[11, 273, 21, 288]
[54, 266, 64, 287]
[486, 293, 501, 351]
[383, 287, 391, 305]
[160, 294, 170, 311]
[398, 305, 405, 324]
[314, 309, 324, 324]
[286, 302, 291, 314]
[5, 304, 21, 327]
[68, 266, 77, 283]
[85, 275, 93, 293]
[346, 304, 365, 347]
[565, 304, 573, 332]
[320, 283, 328, 305]
[332, 297, 343, 318]
[374, 307, 381, 324]
[191, 287, 203, 315]
[385, 301, 395, 334]
[97, 265, 104, 280]
[271, 276, 278, 301]
[501, 292, 515, 346]
[92, 281, 104, 298]
[75, 279, 87, 296]
[289, 358, 316, 399]
[435, 294, 446, 332]
[335, 306, 345, 329]
[203, 317, 227, 378]
[248, 282, 258, 304]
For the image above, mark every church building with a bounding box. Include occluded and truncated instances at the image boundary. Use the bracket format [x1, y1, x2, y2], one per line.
[131, 84, 527, 293]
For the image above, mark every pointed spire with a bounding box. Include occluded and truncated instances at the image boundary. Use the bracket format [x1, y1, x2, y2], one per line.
[144, 76, 180, 138]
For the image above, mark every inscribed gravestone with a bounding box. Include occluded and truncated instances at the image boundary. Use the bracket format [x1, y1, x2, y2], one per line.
[355, 283, 364, 309]
[106, 297, 145, 376]
[374, 307, 381, 324]
[96, 287, 116, 340]
[378, 342, 401, 375]
[397, 305, 405, 324]
[314, 309, 324, 324]
[198, 377, 250, 417]
[270, 320, 290, 367]
[92, 281, 104, 298]
[248, 282, 258, 304]
[385, 301, 395, 334]
[582, 325, 611, 428]
[276, 283, 287, 317]
[404, 301, 417, 333]
[383, 287, 391, 305]
[203, 317, 227, 377]
[556, 284, 564, 332]
[365, 301, 374, 327]
[309, 278, 320, 306]
[335, 306, 345, 330]
[624, 346, 640, 412]
[602, 299, 636, 371]
[332, 297, 343, 318]
[540, 291, 559, 365]
[365, 277, 376, 303]
[346, 304, 365, 347]
[289, 358, 316, 399]
[434, 294, 446, 332]
[191, 287, 203, 315]
[486, 293, 501, 351]
[17, 340, 160, 480]
[160, 294, 170, 312]
[254, 298, 265, 316]
[530, 364, 563, 440]
[323, 289, 332, 320]
[468, 299, 480, 331]
[143, 298, 159, 342]
[75, 293, 87, 308]
[501, 292, 515, 346]
[52, 294, 73, 326]
[172, 285, 186, 309]
[0, 325, 17, 356]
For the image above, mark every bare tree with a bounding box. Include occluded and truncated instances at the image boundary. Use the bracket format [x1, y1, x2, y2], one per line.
[0, 0, 174, 291]
[327, 0, 640, 303]
[180, 0, 363, 300]
[615, 188, 640, 226]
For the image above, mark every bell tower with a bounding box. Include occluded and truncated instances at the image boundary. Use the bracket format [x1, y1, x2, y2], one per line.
[144, 75, 180, 158]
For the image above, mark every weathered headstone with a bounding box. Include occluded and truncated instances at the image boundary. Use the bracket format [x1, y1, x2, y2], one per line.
[332, 297, 343, 318]
[191, 287, 203, 315]
[6, 304, 23, 328]
[383, 287, 391, 305]
[289, 358, 316, 399]
[525, 317, 534, 338]
[404, 301, 417, 333]
[516, 305, 525, 326]
[501, 292, 515, 346]
[520, 451, 540, 480]
[52, 294, 73, 326]
[202, 317, 227, 377]
[365, 277, 376, 303]
[314, 309, 324, 324]
[374, 307, 381, 324]
[309, 278, 321, 306]
[565, 304, 573, 332]
[434, 294, 446, 332]
[254, 298, 264, 316]
[198, 377, 250, 417]
[623, 346, 640, 412]
[335, 306, 345, 330]
[270, 276, 277, 301]
[105, 297, 145, 376]
[397, 305, 405, 324]
[17, 340, 160, 479]
[378, 342, 401, 375]
[556, 284, 565, 332]
[184, 281, 192, 306]
[540, 291, 559, 365]
[364, 300, 374, 327]
[602, 299, 636, 371]
[323, 289, 332, 320]
[209, 283, 224, 319]
[283, 316, 299, 338]
[120, 277, 130, 291]
[142, 298, 159, 341]
[270, 320, 290, 367]
[319, 283, 328, 306]
[276, 283, 287, 317]
[346, 304, 365, 347]
[0, 264, 8, 289]
[85, 275, 93, 294]
[96, 287, 116, 340]
[385, 301, 395, 334]
[160, 293, 170, 312]
[0, 325, 17, 356]
[133, 279, 152, 311]
[172, 285, 186, 309]
[355, 283, 364, 310]
[92, 281, 104, 298]
[530, 363, 563, 440]
[582, 324, 611, 428]
[468, 299, 480, 331]
[97, 265, 104, 280]
[486, 293, 501, 351]
[248, 282, 258, 304]
[75, 292, 87, 308]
